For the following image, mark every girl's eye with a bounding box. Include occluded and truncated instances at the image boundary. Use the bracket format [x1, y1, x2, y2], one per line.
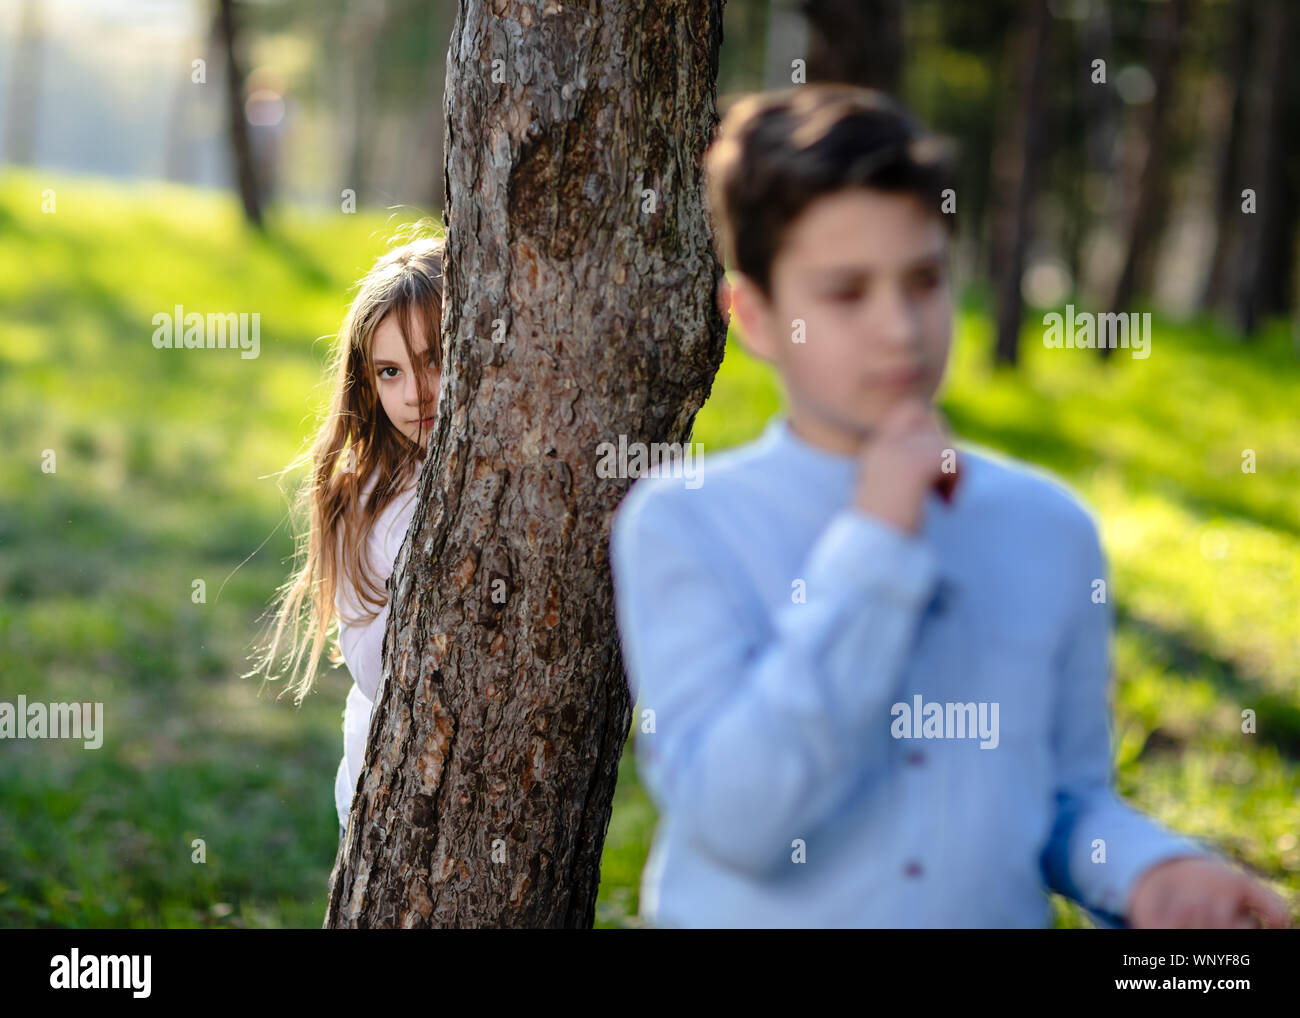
[377, 355, 435, 381]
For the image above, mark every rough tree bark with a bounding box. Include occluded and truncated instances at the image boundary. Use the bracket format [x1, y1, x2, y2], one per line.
[325, 0, 727, 928]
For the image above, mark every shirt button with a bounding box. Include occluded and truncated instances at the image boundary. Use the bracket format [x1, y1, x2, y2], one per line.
[905, 749, 925, 766]
[903, 860, 924, 878]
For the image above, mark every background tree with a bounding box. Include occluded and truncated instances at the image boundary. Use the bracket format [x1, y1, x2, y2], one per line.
[1066, 0, 1118, 298]
[989, 0, 1052, 366]
[1227, 0, 1296, 336]
[337, 0, 389, 205]
[1197, 0, 1254, 314]
[324, 0, 728, 927]
[215, 0, 263, 229]
[3, 0, 44, 166]
[802, 0, 903, 93]
[1103, 0, 1188, 355]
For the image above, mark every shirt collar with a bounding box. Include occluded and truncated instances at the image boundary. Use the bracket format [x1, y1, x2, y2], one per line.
[762, 415, 857, 491]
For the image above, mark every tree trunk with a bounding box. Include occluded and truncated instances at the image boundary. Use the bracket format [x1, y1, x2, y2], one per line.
[1198, 0, 1254, 313]
[337, 0, 389, 207]
[215, 0, 263, 229]
[1072, 0, 1117, 301]
[1104, 0, 1188, 352]
[1230, 0, 1292, 335]
[990, 0, 1052, 367]
[801, 0, 903, 94]
[325, 0, 728, 928]
[1293, 247, 1300, 355]
[1256, 136, 1297, 320]
[3, 0, 43, 166]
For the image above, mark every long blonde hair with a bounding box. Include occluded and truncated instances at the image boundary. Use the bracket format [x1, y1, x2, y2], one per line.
[247, 233, 445, 705]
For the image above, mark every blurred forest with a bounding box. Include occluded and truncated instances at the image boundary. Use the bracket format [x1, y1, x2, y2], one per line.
[2, 0, 1297, 353]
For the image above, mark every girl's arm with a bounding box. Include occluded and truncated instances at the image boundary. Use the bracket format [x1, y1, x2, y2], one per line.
[334, 488, 390, 703]
[335, 479, 418, 702]
[336, 578, 389, 703]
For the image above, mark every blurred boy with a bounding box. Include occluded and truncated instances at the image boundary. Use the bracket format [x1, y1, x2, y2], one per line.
[609, 85, 1289, 929]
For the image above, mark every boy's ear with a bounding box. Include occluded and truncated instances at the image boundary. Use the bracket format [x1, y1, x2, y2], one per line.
[725, 272, 778, 364]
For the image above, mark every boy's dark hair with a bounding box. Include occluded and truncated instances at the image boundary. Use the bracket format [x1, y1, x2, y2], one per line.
[705, 85, 956, 295]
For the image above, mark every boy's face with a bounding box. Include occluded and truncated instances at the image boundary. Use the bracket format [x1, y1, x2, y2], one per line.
[371, 311, 440, 450]
[728, 187, 953, 455]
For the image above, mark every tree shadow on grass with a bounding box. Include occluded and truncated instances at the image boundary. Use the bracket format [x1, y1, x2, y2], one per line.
[250, 224, 334, 290]
[948, 404, 1300, 541]
[1115, 602, 1300, 761]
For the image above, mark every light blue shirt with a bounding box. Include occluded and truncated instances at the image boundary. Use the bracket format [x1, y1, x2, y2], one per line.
[610, 416, 1216, 928]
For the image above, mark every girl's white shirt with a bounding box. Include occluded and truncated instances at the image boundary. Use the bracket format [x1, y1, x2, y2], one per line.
[333, 466, 419, 829]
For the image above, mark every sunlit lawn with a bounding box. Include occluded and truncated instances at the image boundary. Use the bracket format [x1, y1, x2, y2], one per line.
[1, 169, 1296, 928]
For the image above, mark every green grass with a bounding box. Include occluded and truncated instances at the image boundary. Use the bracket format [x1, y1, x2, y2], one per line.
[1, 168, 1296, 928]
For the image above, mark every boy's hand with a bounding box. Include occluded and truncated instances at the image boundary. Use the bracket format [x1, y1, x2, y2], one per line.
[1127, 857, 1292, 929]
[854, 398, 959, 535]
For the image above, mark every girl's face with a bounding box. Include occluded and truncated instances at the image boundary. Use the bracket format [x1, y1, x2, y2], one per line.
[371, 311, 440, 449]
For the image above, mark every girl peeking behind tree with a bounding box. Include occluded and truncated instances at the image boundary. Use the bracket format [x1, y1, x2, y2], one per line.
[247, 231, 445, 846]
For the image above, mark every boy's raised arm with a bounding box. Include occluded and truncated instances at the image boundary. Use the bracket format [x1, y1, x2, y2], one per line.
[611, 481, 938, 878]
[1037, 511, 1218, 926]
